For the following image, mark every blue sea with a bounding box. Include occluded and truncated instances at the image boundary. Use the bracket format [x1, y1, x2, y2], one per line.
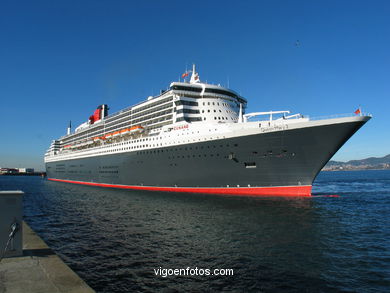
[1, 170, 389, 292]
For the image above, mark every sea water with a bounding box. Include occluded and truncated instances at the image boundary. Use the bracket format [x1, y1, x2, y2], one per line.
[0, 170, 389, 292]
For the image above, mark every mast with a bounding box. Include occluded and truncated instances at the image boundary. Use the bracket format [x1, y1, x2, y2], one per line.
[190, 64, 200, 84]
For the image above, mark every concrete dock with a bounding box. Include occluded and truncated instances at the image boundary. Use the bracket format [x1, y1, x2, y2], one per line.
[0, 222, 95, 293]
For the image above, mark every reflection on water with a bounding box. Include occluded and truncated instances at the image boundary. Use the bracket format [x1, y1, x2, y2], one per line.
[0, 171, 389, 292]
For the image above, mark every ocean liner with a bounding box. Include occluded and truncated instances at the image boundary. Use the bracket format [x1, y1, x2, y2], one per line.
[45, 65, 371, 196]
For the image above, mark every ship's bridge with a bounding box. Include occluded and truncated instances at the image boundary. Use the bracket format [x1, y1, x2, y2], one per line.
[170, 83, 246, 104]
[169, 65, 247, 124]
[170, 82, 246, 124]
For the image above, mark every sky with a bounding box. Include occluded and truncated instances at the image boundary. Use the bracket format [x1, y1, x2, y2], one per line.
[1, 0, 389, 170]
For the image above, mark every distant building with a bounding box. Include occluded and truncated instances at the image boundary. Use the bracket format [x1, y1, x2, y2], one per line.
[0, 168, 19, 174]
[18, 168, 34, 173]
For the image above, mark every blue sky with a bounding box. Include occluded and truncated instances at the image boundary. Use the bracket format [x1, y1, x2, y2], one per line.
[1, 0, 389, 170]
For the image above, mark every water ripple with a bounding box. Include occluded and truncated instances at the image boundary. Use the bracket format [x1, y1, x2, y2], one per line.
[1, 171, 389, 292]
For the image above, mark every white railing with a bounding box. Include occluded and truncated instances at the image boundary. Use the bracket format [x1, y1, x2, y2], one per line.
[243, 111, 305, 122]
[242, 110, 372, 123]
[308, 112, 371, 121]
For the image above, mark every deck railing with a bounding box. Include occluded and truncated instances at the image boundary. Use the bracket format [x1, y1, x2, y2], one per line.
[308, 112, 372, 121]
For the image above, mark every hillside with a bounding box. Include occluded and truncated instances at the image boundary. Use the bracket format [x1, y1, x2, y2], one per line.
[323, 154, 390, 171]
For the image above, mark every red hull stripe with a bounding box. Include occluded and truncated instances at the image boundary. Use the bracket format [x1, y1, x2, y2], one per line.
[47, 178, 312, 197]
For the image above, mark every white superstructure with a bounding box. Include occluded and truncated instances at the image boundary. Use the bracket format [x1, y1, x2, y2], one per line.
[45, 65, 313, 163]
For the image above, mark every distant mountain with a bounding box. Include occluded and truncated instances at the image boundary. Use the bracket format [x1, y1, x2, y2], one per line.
[323, 154, 390, 171]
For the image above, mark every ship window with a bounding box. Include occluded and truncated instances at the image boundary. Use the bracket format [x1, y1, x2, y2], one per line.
[244, 162, 256, 168]
[177, 109, 200, 114]
[171, 85, 202, 92]
[175, 100, 198, 106]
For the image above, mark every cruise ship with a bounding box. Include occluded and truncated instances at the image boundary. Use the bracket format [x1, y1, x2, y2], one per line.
[45, 65, 371, 196]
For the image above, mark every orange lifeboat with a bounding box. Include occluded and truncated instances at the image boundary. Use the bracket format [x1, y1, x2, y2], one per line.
[129, 125, 144, 133]
[120, 128, 130, 135]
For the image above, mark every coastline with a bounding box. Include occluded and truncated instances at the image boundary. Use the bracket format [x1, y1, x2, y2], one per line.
[0, 172, 46, 176]
[322, 168, 390, 172]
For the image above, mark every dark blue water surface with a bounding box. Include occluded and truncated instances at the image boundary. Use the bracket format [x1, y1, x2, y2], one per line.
[1, 170, 389, 292]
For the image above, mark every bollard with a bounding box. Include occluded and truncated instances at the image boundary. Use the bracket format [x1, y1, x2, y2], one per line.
[0, 191, 23, 258]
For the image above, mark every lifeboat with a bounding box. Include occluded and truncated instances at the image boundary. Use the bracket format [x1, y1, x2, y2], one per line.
[129, 125, 144, 133]
[120, 128, 130, 135]
[112, 130, 121, 137]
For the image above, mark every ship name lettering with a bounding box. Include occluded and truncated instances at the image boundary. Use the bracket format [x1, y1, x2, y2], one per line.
[260, 125, 288, 133]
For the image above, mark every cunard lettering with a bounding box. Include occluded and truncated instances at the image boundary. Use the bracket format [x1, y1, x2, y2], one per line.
[173, 125, 189, 131]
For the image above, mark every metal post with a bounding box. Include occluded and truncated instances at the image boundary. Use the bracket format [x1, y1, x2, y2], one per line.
[0, 191, 23, 259]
